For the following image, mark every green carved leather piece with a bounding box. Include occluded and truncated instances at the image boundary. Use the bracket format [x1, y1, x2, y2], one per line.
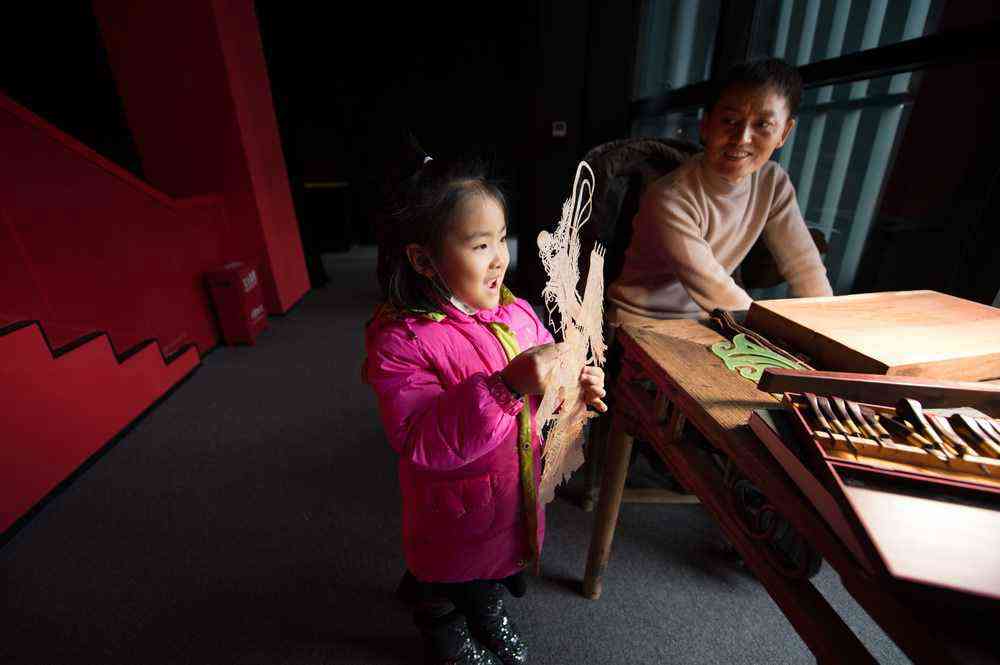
[710, 333, 805, 382]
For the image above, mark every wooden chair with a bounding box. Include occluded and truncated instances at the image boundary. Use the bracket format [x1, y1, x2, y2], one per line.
[577, 137, 700, 291]
[577, 137, 701, 510]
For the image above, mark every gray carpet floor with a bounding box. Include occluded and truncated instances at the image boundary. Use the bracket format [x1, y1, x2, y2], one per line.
[1, 246, 909, 664]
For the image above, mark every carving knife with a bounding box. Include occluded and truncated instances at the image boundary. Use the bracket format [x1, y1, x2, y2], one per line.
[947, 414, 1000, 458]
[804, 392, 833, 433]
[860, 406, 892, 438]
[878, 414, 949, 460]
[816, 395, 859, 453]
[975, 418, 1000, 459]
[816, 395, 851, 436]
[832, 396, 865, 438]
[896, 398, 958, 458]
[975, 418, 1000, 447]
[804, 392, 857, 453]
[926, 413, 992, 475]
[927, 413, 978, 458]
[844, 399, 882, 441]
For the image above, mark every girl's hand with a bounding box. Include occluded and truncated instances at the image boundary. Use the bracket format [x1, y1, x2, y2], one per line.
[580, 365, 608, 413]
[500, 343, 561, 396]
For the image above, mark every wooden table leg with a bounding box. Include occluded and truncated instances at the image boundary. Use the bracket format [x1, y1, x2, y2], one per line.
[582, 413, 634, 600]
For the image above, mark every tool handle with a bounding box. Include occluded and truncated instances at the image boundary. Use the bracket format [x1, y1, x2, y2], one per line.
[948, 414, 1000, 458]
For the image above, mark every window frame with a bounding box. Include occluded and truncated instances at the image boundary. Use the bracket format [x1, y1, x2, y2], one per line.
[631, 7, 1000, 126]
[629, 4, 1000, 294]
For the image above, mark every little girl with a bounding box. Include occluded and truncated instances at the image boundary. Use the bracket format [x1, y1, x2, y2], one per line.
[365, 153, 606, 665]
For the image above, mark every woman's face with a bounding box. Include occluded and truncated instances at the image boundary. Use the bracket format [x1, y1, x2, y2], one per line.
[699, 84, 795, 183]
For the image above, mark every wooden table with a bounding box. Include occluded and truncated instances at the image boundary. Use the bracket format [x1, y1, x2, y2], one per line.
[582, 320, 999, 665]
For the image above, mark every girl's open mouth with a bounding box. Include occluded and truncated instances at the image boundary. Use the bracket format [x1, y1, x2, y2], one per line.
[487, 277, 500, 290]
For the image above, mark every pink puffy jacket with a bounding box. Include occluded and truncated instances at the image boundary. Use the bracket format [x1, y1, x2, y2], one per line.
[364, 292, 554, 583]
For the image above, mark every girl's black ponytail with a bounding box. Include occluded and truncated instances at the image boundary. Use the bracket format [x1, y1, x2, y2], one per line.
[374, 131, 431, 301]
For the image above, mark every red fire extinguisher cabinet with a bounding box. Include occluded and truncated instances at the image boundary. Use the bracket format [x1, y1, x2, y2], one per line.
[205, 261, 268, 345]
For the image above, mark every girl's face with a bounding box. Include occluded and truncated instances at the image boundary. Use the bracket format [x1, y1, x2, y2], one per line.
[433, 194, 509, 311]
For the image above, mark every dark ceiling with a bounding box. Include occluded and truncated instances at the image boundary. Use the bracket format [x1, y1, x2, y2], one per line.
[254, 3, 533, 183]
[0, 3, 536, 194]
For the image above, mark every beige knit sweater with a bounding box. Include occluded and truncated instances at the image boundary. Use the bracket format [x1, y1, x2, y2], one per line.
[607, 153, 832, 321]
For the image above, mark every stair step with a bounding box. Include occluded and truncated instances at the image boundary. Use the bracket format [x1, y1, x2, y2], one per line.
[1, 320, 201, 535]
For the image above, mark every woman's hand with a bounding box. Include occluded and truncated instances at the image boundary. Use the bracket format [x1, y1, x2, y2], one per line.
[580, 365, 608, 413]
[500, 343, 561, 396]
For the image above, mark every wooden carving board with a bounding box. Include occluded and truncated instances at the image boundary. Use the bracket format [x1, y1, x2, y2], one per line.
[746, 290, 1000, 381]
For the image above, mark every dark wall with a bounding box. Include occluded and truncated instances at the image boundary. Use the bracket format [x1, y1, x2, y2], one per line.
[515, 0, 636, 299]
[256, 4, 530, 246]
[256, 1, 637, 302]
[514, 0, 591, 298]
[0, 5, 142, 177]
[0, 90, 228, 356]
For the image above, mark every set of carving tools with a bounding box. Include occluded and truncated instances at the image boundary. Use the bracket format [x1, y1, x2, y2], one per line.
[795, 392, 1000, 479]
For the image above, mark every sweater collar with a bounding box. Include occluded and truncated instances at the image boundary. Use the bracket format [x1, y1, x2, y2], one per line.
[696, 152, 751, 198]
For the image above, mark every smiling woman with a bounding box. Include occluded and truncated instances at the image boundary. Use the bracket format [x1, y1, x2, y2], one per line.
[607, 58, 833, 323]
[699, 62, 801, 183]
[630, 0, 1000, 301]
[700, 85, 794, 182]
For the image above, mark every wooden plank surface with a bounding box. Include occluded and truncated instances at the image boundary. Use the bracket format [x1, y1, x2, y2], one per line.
[745, 290, 1000, 381]
[758, 367, 1000, 415]
[844, 484, 1000, 601]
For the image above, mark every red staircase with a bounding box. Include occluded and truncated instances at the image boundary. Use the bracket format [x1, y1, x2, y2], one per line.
[0, 92, 229, 539]
[0, 320, 200, 534]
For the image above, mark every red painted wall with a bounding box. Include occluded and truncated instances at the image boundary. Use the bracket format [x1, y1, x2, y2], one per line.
[0, 93, 232, 535]
[93, 0, 310, 314]
[0, 323, 199, 533]
[0, 94, 227, 356]
[214, 0, 311, 310]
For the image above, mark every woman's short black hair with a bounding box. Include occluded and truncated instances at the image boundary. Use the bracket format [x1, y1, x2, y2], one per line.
[376, 154, 507, 312]
[707, 58, 803, 117]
